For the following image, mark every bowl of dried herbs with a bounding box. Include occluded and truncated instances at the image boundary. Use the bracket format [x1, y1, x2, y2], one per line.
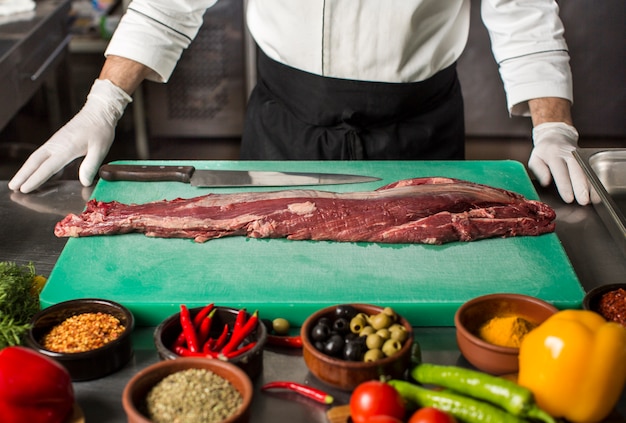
[122, 357, 253, 423]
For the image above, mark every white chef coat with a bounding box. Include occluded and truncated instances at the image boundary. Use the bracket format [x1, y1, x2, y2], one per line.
[105, 0, 573, 116]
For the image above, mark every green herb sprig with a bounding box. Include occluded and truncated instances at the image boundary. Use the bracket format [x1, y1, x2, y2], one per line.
[0, 262, 41, 348]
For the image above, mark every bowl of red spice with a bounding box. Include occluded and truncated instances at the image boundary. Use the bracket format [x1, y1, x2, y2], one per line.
[122, 357, 253, 423]
[583, 283, 626, 326]
[154, 304, 267, 380]
[25, 298, 134, 381]
[454, 293, 558, 375]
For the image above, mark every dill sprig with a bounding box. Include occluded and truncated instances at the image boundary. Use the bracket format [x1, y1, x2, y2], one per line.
[0, 262, 41, 348]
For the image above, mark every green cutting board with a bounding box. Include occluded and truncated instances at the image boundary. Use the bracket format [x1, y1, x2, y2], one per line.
[41, 160, 584, 327]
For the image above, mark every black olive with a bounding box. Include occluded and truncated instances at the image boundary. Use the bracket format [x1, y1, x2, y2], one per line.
[323, 334, 344, 357]
[343, 339, 365, 361]
[314, 341, 325, 351]
[344, 332, 359, 343]
[332, 317, 350, 335]
[310, 322, 331, 342]
[335, 305, 358, 321]
[318, 317, 332, 327]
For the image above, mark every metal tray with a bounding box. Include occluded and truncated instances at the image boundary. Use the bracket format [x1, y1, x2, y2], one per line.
[574, 148, 626, 257]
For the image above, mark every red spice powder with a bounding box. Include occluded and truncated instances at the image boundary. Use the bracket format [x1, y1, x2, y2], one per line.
[598, 288, 626, 327]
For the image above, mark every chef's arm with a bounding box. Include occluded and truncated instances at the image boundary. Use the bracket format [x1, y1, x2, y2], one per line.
[526, 97, 590, 205]
[99, 55, 153, 95]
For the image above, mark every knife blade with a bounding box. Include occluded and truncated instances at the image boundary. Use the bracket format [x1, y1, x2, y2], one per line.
[98, 164, 381, 187]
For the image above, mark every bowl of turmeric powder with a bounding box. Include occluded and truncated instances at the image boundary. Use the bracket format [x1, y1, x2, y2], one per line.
[454, 293, 558, 375]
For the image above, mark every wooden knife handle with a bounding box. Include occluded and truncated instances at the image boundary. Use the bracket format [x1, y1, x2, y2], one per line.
[99, 164, 195, 183]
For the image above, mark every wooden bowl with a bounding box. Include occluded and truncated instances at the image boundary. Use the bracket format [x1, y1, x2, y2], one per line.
[153, 306, 267, 379]
[454, 293, 558, 375]
[301, 304, 414, 391]
[122, 357, 253, 423]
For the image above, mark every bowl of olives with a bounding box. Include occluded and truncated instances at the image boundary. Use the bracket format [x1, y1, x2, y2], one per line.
[301, 303, 414, 391]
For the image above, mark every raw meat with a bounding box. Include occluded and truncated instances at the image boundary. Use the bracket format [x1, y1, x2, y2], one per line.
[54, 177, 556, 245]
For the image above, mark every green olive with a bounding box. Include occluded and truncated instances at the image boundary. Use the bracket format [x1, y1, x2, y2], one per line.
[369, 312, 393, 330]
[389, 325, 409, 343]
[272, 318, 290, 335]
[381, 339, 403, 357]
[350, 315, 368, 333]
[359, 325, 375, 336]
[382, 307, 398, 321]
[363, 348, 385, 362]
[365, 333, 384, 350]
[375, 328, 390, 340]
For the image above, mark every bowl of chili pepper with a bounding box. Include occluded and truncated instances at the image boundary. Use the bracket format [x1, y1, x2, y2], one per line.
[301, 303, 414, 391]
[454, 293, 558, 375]
[24, 298, 135, 381]
[154, 304, 267, 379]
[583, 283, 626, 327]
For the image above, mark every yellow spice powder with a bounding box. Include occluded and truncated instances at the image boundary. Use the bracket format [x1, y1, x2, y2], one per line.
[477, 315, 536, 348]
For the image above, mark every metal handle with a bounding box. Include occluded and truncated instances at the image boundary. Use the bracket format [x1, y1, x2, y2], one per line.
[99, 164, 195, 183]
[28, 34, 72, 82]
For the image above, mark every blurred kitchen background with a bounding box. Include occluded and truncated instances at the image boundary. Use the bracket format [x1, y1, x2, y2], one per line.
[1, 0, 624, 181]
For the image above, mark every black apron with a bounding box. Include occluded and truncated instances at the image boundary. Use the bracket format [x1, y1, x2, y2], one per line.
[240, 50, 465, 160]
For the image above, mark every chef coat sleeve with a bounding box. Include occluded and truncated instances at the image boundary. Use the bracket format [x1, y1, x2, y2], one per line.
[104, 0, 218, 83]
[481, 0, 574, 116]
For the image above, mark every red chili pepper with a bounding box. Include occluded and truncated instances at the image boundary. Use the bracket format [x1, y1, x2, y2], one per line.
[179, 304, 199, 352]
[174, 345, 217, 359]
[233, 308, 247, 333]
[197, 309, 216, 346]
[261, 381, 334, 405]
[222, 341, 257, 359]
[192, 303, 215, 327]
[211, 323, 230, 352]
[267, 334, 303, 348]
[221, 310, 259, 355]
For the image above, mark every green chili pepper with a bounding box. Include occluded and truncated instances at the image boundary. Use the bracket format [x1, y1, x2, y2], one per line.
[389, 380, 527, 423]
[411, 363, 555, 423]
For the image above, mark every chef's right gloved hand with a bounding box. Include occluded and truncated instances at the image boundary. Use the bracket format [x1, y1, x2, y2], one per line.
[8, 79, 132, 194]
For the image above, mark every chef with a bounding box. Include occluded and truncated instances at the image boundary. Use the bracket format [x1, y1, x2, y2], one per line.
[8, 0, 590, 205]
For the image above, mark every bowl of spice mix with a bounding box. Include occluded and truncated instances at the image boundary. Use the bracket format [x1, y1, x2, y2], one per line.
[25, 298, 134, 381]
[454, 293, 558, 375]
[583, 283, 626, 326]
[122, 357, 253, 423]
[154, 304, 267, 380]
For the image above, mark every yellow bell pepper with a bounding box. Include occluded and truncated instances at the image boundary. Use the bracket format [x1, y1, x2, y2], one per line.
[518, 309, 626, 423]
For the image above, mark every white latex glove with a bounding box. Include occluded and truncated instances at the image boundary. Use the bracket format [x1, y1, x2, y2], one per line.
[528, 122, 590, 205]
[8, 79, 132, 193]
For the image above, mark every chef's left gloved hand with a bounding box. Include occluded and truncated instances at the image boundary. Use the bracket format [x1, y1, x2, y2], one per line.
[528, 122, 590, 205]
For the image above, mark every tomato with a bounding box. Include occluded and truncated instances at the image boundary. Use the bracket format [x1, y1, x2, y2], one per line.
[363, 416, 403, 423]
[349, 380, 406, 423]
[408, 407, 458, 423]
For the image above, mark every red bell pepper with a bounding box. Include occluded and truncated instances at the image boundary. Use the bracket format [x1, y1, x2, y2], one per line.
[0, 346, 75, 423]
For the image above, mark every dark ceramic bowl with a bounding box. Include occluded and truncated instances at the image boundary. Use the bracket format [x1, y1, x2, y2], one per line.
[154, 306, 267, 380]
[583, 283, 626, 325]
[454, 293, 558, 375]
[301, 303, 414, 391]
[25, 298, 134, 381]
[122, 357, 253, 423]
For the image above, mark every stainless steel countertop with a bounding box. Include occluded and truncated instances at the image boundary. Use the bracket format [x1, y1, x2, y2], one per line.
[1, 179, 625, 422]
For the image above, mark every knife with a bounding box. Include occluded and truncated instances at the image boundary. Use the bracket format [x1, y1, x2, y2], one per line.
[98, 164, 381, 187]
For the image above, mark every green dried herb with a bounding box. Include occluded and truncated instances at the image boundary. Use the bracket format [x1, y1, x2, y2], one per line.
[0, 262, 41, 348]
[145, 368, 242, 423]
